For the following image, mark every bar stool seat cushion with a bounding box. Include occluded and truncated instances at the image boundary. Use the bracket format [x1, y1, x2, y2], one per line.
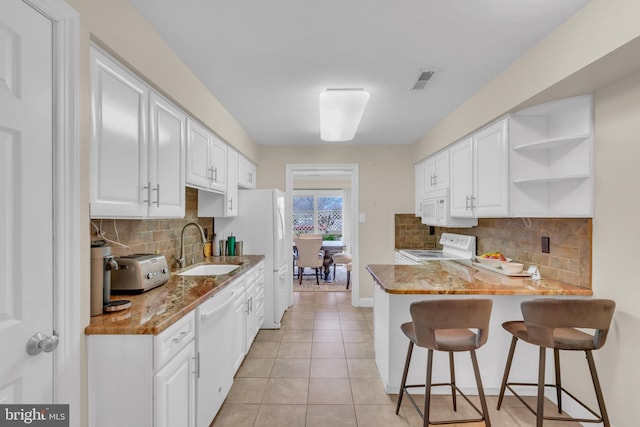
[502, 320, 599, 351]
[401, 322, 478, 352]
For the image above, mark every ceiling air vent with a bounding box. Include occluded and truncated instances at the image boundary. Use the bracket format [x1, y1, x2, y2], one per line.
[411, 70, 436, 90]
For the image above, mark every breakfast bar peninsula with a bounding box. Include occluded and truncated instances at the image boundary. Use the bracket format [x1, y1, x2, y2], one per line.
[366, 261, 592, 397]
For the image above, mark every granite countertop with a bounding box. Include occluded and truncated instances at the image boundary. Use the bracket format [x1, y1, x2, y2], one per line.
[366, 260, 592, 295]
[85, 255, 264, 336]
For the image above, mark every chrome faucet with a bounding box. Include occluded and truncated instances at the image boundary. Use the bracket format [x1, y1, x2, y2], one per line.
[174, 222, 206, 268]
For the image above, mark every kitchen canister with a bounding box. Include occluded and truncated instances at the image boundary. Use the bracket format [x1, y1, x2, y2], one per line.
[219, 239, 227, 257]
[234, 241, 243, 257]
[227, 234, 236, 256]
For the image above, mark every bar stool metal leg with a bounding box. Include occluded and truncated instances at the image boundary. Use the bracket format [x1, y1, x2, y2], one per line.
[424, 349, 434, 427]
[554, 348, 562, 414]
[395, 341, 414, 415]
[585, 350, 611, 427]
[536, 347, 546, 427]
[470, 349, 491, 427]
[449, 351, 457, 411]
[497, 335, 518, 410]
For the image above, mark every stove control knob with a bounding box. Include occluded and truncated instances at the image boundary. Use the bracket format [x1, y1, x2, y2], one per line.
[162, 267, 168, 274]
[146, 272, 152, 280]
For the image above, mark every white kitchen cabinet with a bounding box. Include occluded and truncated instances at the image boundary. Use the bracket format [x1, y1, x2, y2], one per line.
[90, 47, 186, 219]
[244, 268, 257, 351]
[238, 153, 257, 189]
[197, 147, 239, 217]
[154, 340, 196, 427]
[509, 95, 593, 217]
[423, 149, 450, 194]
[450, 118, 510, 218]
[233, 286, 247, 374]
[90, 47, 149, 218]
[87, 311, 196, 427]
[186, 118, 227, 194]
[148, 93, 187, 217]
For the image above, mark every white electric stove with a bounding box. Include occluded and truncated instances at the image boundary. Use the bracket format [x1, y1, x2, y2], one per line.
[398, 233, 476, 265]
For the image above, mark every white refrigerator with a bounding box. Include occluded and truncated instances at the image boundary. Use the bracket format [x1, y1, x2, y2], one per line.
[215, 189, 291, 329]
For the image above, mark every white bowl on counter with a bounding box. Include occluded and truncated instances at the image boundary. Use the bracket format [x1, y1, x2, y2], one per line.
[500, 262, 524, 274]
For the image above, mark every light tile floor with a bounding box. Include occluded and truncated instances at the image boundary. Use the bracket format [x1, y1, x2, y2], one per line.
[211, 291, 581, 427]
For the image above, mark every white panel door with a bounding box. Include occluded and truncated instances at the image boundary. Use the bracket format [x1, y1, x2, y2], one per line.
[209, 134, 227, 193]
[185, 118, 212, 189]
[0, 0, 54, 403]
[154, 341, 196, 427]
[90, 47, 148, 217]
[449, 137, 474, 217]
[474, 118, 510, 217]
[149, 93, 186, 217]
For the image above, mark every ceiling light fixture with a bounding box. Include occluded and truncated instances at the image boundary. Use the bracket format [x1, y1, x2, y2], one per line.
[319, 89, 370, 142]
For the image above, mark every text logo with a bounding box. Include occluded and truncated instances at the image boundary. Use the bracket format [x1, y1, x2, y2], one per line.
[0, 405, 68, 427]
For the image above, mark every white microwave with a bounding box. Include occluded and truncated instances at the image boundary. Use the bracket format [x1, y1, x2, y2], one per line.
[421, 192, 477, 228]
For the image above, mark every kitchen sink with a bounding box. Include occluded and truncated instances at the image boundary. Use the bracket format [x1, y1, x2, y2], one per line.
[177, 264, 240, 276]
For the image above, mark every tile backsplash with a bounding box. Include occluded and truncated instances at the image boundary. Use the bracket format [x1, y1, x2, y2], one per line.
[90, 188, 213, 271]
[395, 214, 592, 288]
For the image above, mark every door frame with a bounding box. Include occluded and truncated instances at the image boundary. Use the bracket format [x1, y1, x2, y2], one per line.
[285, 164, 361, 306]
[26, 0, 80, 424]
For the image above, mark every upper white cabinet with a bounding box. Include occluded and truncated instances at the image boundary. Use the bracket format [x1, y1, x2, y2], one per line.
[509, 95, 593, 217]
[90, 47, 185, 219]
[197, 147, 239, 217]
[90, 47, 149, 218]
[185, 119, 227, 194]
[238, 154, 257, 189]
[414, 149, 449, 217]
[424, 150, 450, 194]
[450, 118, 510, 218]
[149, 93, 187, 217]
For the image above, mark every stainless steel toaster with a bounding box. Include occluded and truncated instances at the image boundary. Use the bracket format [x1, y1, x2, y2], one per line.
[110, 254, 169, 293]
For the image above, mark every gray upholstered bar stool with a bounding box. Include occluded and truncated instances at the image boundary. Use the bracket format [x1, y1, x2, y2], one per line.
[395, 299, 493, 427]
[497, 298, 615, 427]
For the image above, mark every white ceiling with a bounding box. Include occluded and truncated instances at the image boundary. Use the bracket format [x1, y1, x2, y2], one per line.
[129, 0, 590, 146]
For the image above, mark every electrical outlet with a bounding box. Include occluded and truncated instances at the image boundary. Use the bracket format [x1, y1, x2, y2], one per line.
[541, 236, 550, 253]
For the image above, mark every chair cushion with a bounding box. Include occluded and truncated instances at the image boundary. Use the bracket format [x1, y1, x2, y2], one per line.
[401, 322, 478, 352]
[333, 253, 353, 264]
[502, 320, 597, 350]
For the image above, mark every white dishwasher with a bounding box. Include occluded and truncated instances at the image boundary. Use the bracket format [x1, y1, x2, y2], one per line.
[196, 278, 243, 427]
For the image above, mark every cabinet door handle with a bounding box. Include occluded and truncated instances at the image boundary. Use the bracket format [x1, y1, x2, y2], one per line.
[433, 174, 437, 185]
[465, 195, 470, 210]
[152, 184, 160, 207]
[143, 182, 151, 206]
[193, 352, 200, 378]
[228, 198, 233, 211]
[213, 167, 218, 183]
[470, 195, 476, 210]
[172, 330, 189, 344]
[207, 167, 214, 181]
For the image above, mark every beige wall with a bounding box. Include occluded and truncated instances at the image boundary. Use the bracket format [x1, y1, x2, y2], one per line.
[584, 71, 640, 424]
[258, 145, 415, 298]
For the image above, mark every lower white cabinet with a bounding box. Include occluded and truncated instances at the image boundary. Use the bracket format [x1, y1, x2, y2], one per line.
[233, 286, 248, 373]
[154, 341, 196, 427]
[88, 312, 196, 427]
